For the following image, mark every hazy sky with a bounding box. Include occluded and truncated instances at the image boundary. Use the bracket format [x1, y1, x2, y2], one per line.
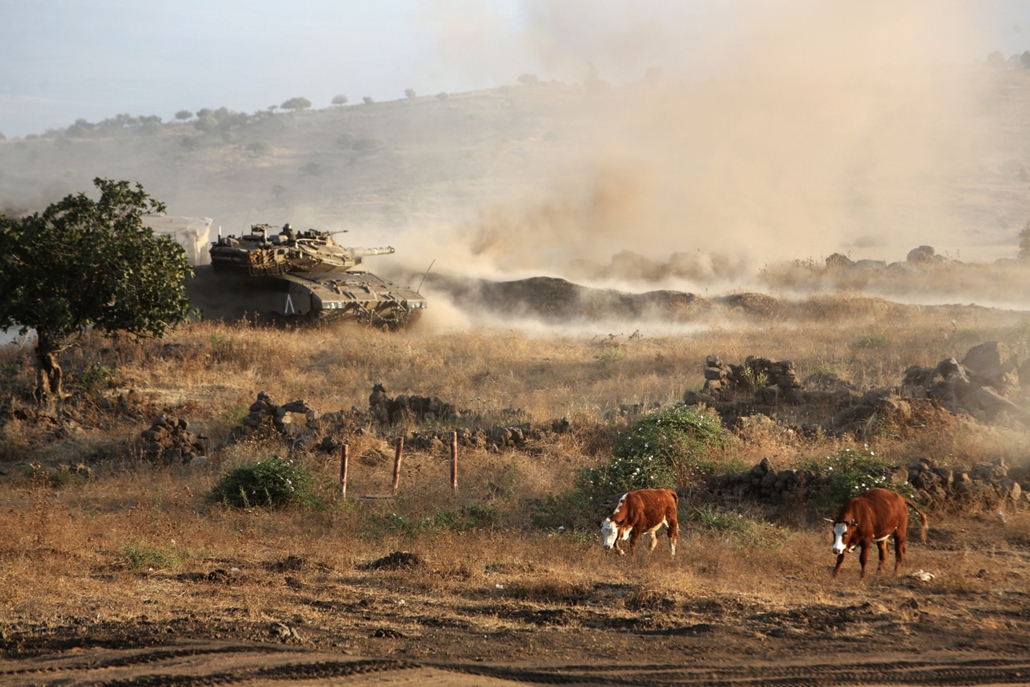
[1, 0, 1029, 139]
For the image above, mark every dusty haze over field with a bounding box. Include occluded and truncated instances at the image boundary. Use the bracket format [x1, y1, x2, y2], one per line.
[2, 2, 1029, 323]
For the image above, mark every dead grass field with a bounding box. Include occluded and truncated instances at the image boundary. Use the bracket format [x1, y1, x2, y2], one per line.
[2, 295, 1030, 685]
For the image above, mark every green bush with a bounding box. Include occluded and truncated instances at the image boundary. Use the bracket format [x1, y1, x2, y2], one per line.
[79, 363, 116, 394]
[802, 446, 917, 513]
[210, 456, 319, 509]
[851, 334, 888, 349]
[533, 405, 729, 530]
[119, 539, 183, 570]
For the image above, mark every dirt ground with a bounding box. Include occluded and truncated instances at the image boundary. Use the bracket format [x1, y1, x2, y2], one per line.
[4, 512, 1029, 686]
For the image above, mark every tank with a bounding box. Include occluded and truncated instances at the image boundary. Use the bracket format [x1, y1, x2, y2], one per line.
[191, 223, 427, 327]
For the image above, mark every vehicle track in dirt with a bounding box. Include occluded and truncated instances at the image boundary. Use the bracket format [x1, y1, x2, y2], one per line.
[5, 640, 1030, 687]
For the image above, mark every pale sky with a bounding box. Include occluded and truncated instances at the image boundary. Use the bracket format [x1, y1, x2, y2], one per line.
[1, 0, 1028, 139]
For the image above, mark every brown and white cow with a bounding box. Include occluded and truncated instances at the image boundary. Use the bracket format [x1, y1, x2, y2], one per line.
[825, 488, 928, 579]
[600, 488, 679, 557]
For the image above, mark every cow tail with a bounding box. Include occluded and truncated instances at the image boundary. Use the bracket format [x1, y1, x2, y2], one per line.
[905, 498, 929, 543]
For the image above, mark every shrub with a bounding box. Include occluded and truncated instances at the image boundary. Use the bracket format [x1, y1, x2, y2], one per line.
[118, 539, 183, 570]
[1018, 220, 1030, 260]
[435, 92, 448, 100]
[802, 446, 918, 513]
[281, 97, 312, 111]
[604, 405, 729, 488]
[404, 88, 416, 99]
[79, 363, 117, 395]
[209, 456, 319, 509]
[362, 97, 374, 105]
[534, 406, 730, 530]
[175, 110, 193, 121]
[195, 116, 218, 132]
[331, 94, 348, 106]
[246, 140, 274, 156]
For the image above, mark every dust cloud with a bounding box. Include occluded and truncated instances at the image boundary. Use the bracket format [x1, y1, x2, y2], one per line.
[414, 1, 1029, 290]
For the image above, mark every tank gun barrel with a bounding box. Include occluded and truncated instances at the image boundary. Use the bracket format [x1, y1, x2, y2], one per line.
[347, 246, 395, 258]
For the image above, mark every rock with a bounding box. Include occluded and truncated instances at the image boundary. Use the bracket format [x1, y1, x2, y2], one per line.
[906, 245, 936, 264]
[961, 341, 1015, 375]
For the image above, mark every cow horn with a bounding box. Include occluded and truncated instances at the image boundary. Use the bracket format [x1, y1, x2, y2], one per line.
[823, 518, 835, 523]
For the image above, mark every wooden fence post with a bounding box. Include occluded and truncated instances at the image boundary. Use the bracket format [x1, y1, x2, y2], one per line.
[450, 431, 458, 494]
[339, 443, 349, 500]
[392, 436, 404, 495]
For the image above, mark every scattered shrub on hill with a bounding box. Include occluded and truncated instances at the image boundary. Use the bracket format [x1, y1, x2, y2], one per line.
[331, 94, 348, 106]
[436, 92, 448, 100]
[363, 96, 374, 105]
[336, 133, 355, 148]
[404, 88, 416, 99]
[210, 456, 319, 509]
[1019, 220, 1030, 260]
[299, 162, 323, 176]
[281, 97, 312, 111]
[195, 116, 218, 132]
[175, 110, 193, 121]
[180, 136, 201, 150]
[246, 140, 274, 156]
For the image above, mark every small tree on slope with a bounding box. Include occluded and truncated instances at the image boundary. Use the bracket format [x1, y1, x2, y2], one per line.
[0, 178, 192, 401]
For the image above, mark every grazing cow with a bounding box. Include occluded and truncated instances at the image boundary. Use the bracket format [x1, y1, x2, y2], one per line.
[825, 488, 928, 579]
[600, 488, 679, 557]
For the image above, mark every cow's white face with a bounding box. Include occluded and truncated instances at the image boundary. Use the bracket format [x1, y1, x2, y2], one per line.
[831, 521, 849, 555]
[601, 518, 619, 549]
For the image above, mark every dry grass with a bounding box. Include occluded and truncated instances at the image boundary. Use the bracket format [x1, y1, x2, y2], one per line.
[2, 302, 1029, 660]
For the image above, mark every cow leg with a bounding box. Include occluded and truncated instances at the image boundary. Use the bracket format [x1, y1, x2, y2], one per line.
[668, 518, 678, 557]
[649, 529, 659, 552]
[858, 544, 869, 579]
[894, 532, 907, 575]
[628, 529, 642, 557]
[876, 539, 888, 574]
[832, 553, 845, 578]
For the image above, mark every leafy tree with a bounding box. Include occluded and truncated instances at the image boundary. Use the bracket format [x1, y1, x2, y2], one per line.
[1019, 220, 1030, 260]
[331, 94, 348, 106]
[281, 97, 312, 111]
[362, 96, 374, 104]
[1022, 51, 1030, 69]
[175, 110, 193, 121]
[0, 178, 192, 400]
[404, 88, 416, 99]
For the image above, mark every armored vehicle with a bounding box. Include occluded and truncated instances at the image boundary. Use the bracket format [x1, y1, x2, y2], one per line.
[193, 223, 426, 327]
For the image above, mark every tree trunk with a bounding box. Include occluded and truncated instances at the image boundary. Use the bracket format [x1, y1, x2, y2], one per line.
[34, 328, 63, 401]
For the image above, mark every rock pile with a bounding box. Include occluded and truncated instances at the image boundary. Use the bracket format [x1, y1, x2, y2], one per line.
[139, 414, 209, 464]
[684, 341, 1028, 435]
[701, 456, 1030, 511]
[368, 383, 458, 426]
[228, 391, 317, 443]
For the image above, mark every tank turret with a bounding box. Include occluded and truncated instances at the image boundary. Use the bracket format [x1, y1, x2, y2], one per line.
[193, 223, 427, 328]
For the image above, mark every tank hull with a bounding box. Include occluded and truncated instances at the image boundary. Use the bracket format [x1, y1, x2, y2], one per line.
[186, 266, 427, 328]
